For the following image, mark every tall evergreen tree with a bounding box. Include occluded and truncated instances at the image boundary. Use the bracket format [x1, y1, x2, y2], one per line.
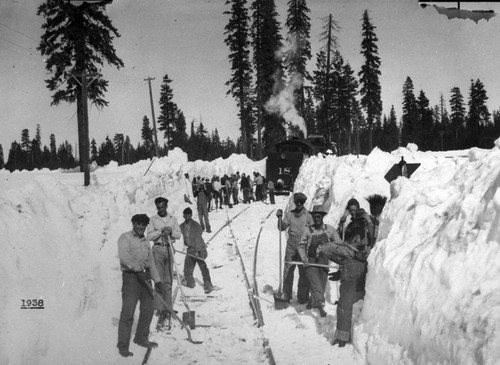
[113, 133, 124, 165]
[90, 138, 98, 163]
[49, 133, 59, 169]
[170, 110, 189, 150]
[157, 74, 178, 147]
[285, 0, 312, 116]
[417, 89, 434, 151]
[449, 86, 466, 149]
[141, 116, 154, 157]
[37, 0, 124, 173]
[251, 0, 284, 157]
[224, 0, 253, 155]
[317, 14, 340, 142]
[401, 76, 418, 146]
[467, 79, 490, 147]
[358, 9, 382, 151]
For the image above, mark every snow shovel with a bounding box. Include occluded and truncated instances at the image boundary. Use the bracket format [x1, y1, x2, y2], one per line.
[273, 215, 289, 310]
[183, 173, 193, 204]
[143, 281, 202, 344]
[166, 235, 196, 329]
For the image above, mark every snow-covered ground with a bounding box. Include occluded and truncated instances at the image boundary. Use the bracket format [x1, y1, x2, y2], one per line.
[1, 141, 500, 365]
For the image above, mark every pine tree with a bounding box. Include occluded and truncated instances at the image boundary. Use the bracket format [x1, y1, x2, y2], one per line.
[449, 87, 466, 148]
[251, 0, 284, 157]
[170, 110, 188, 150]
[157, 74, 179, 147]
[37, 0, 124, 173]
[467, 79, 490, 148]
[417, 90, 433, 151]
[90, 138, 98, 163]
[141, 116, 154, 157]
[358, 9, 382, 151]
[401, 76, 418, 146]
[224, 0, 253, 155]
[285, 0, 312, 116]
[113, 133, 124, 165]
[317, 14, 340, 143]
[49, 133, 59, 169]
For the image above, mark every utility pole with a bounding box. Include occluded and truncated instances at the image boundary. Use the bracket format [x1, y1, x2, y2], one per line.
[144, 77, 159, 157]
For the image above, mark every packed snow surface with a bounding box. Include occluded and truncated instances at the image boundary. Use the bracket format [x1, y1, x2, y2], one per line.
[1, 143, 500, 365]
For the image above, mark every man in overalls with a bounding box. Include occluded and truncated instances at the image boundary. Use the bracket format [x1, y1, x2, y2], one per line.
[298, 205, 342, 317]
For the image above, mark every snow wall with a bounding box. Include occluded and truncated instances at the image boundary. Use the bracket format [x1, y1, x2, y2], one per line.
[2, 141, 500, 364]
[0, 149, 265, 365]
[294, 140, 500, 365]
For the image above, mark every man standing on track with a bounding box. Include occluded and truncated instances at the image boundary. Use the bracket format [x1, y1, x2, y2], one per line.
[298, 205, 342, 317]
[276, 192, 314, 304]
[180, 207, 214, 294]
[117, 214, 163, 357]
[147, 197, 182, 330]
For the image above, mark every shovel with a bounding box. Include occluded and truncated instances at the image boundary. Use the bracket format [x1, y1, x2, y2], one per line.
[143, 281, 202, 344]
[175, 249, 206, 262]
[183, 173, 193, 204]
[273, 215, 289, 310]
[166, 235, 196, 329]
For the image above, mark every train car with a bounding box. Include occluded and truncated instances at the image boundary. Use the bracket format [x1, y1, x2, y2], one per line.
[266, 135, 329, 195]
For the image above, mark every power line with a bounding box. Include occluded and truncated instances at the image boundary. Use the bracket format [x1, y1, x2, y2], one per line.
[0, 21, 39, 43]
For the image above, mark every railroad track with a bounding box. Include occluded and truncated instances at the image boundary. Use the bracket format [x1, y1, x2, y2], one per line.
[164, 203, 279, 364]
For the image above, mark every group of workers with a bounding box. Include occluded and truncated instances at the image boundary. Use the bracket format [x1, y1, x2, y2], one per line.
[277, 192, 385, 347]
[115, 186, 386, 357]
[116, 197, 213, 358]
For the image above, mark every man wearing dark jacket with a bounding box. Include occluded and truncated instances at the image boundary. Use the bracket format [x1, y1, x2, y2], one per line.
[117, 214, 163, 357]
[180, 207, 214, 294]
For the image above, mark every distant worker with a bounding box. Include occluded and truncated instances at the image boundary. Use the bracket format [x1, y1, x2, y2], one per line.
[196, 181, 212, 233]
[117, 214, 163, 357]
[276, 192, 313, 304]
[180, 207, 214, 294]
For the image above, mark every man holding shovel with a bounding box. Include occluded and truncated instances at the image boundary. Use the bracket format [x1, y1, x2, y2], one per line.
[179, 207, 214, 294]
[147, 197, 182, 330]
[276, 192, 313, 304]
[298, 205, 342, 317]
[117, 214, 163, 357]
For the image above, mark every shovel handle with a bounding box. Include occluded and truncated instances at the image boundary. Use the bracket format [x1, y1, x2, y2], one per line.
[285, 261, 337, 269]
[175, 249, 206, 261]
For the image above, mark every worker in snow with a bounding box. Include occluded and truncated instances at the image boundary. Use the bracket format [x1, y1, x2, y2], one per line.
[146, 197, 182, 331]
[195, 180, 212, 233]
[318, 203, 374, 347]
[117, 214, 163, 357]
[298, 205, 342, 317]
[276, 192, 314, 304]
[180, 207, 214, 294]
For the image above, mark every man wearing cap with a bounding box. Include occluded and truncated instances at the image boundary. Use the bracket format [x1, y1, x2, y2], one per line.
[276, 192, 314, 304]
[297, 205, 342, 317]
[146, 197, 181, 330]
[179, 207, 214, 293]
[117, 214, 163, 357]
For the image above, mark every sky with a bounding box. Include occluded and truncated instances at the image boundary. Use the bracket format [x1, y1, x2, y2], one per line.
[1, 139, 499, 364]
[2, 0, 500, 154]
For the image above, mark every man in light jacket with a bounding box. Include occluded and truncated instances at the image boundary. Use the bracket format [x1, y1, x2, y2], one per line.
[117, 214, 163, 357]
[147, 197, 181, 330]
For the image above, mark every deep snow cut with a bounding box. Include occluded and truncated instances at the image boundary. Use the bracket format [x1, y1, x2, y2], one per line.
[1, 141, 499, 365]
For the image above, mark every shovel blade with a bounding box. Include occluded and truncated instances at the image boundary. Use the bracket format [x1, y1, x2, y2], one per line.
[182, 311, 196, 329]
[273, 293, 289, 310]
[184, 194, 192, 204]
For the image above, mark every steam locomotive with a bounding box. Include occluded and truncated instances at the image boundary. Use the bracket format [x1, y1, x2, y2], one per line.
[266, 135, 332, 194]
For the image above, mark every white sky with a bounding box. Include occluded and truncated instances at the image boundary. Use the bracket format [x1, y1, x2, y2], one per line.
[2, 0, 500, 152]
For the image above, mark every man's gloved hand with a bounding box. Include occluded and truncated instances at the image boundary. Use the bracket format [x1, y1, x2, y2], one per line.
[302, 258, 310, 268]
[328, 270, 341, 281]
[155, 281, 163, 294]
[276, 209, 283, 218]
[136, 270, 148, 285]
